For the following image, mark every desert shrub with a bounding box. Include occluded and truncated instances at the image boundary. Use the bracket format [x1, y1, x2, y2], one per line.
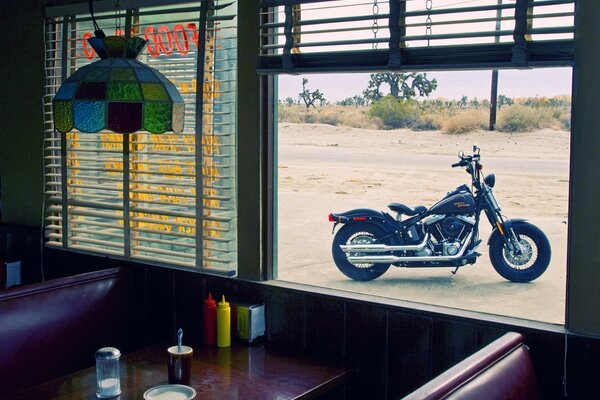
[496, 105, 558, 132]
[278, 105, 303, 123]
[278, 105, 379, 129]
[369, 96, 420, 129]
[316, 108, 342, 126]
[338, 110, 380, 129]
[412, 113, 444, 131]
[303, 111, 317, 124]
[442, 110, 487, 134]
[553, 109, 571, 130]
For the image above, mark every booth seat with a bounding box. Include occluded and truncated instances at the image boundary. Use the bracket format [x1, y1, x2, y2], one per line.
[402, 332, 539, 400]
[0, 268, 132, 396]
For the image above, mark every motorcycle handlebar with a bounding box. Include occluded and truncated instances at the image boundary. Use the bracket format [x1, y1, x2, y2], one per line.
[452, 159, 469, 168]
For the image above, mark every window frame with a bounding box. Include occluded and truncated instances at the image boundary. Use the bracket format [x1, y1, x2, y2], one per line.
[254, 0, 578, 328]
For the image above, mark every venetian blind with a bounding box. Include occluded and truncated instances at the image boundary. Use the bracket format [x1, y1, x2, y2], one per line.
[43, 0, 237, 275]
[258, 0, 575, 74]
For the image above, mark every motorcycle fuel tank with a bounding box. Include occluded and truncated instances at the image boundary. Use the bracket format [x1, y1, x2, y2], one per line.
[428, 192, 476, 214]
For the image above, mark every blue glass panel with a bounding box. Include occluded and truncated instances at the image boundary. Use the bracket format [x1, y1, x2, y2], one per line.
[164, 82, 184, 103]
[74, 101, 106, 133]
[54, 82, 78, 100]
[134, 67, 160, 83]
[112, 58, 128, 67]
[82, 67, 110, 82]
[88, 37, 108, 59]
[66, 67, 88, 82]
[95, 59, 112, 67]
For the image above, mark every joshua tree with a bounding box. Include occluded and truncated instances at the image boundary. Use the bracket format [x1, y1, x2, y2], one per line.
[299, 78, 326, 108]
[364, 72, 437, 102]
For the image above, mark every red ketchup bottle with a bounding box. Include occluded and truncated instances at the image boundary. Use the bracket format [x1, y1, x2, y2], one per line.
[203, 293, 217, 345]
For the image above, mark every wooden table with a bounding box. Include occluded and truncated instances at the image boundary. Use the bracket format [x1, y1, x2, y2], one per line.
[3, 343, 354, 399]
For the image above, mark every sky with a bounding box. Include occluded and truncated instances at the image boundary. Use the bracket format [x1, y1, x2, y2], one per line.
[278, 68, 573, 103]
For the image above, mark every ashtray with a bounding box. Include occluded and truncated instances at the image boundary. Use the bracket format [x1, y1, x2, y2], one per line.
[143, 384, 197, 400]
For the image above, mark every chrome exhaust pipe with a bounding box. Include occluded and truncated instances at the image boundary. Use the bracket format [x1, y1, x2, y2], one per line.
[346, 232, 473, 264]
[340, 233, 430, 253]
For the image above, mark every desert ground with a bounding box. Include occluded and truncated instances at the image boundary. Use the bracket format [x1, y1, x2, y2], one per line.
[276, 123, 570, 324]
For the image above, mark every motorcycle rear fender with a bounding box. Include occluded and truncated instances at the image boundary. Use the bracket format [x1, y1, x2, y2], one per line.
[329, 208, 397, 233]
[487, 218, 527, 245]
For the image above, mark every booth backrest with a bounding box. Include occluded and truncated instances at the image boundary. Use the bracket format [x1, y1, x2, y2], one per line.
[401, 332, 539, 400]
[0, 268, 131, 396]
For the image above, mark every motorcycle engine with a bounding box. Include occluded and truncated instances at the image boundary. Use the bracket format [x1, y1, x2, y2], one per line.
[441, 217, 464, 240]
[426, 215, 475, 256]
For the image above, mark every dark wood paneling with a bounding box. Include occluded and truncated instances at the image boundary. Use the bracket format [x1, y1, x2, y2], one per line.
[566, 334, 600, 399]
[345, 303, 388, 400]
[305, 297, 346, 358]
[523, 330, 566, 400]
[387, 311, 433, 399]
[431, 319, 479, 376]
[263, 287, 306, 352]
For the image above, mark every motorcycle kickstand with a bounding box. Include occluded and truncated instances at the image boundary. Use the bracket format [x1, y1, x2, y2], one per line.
[451, 267, 459, 275]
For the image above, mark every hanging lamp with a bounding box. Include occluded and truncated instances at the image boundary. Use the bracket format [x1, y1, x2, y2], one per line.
[52, 1, 184, 134]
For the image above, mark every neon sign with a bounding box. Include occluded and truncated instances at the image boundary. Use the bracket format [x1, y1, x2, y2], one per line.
[82, 23, 200, 60]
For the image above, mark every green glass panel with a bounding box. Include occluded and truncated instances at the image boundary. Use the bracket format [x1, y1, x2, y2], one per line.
[126, 37, 147, 59]
[172, 102, 185, 133]
[108, 82, 142, 101]
[111, 68, 136, 81]
[144, 103, 171, 133]
[82, 67, 110, 82]
[141, 83, 169, 101]
[104, 36, 127, 58]
[53, 100, 73, 133]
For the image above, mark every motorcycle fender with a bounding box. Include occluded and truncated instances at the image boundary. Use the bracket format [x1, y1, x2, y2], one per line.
[330, 208, 396, 234]
[487, 218, 527, 245]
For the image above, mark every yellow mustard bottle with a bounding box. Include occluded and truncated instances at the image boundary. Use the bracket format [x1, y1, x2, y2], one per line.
[217, 295, 231, 347]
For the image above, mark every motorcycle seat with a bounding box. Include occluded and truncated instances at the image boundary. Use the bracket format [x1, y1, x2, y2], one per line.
[388, 203, 427, 216]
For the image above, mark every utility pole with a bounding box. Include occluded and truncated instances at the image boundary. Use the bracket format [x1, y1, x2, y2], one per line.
[489, 0, 502, 131]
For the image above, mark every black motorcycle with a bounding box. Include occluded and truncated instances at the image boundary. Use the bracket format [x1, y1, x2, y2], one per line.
[328, 146, 551, 283]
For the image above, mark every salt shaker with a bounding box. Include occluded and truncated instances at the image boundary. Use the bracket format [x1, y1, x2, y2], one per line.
[95, 347, 121, 398]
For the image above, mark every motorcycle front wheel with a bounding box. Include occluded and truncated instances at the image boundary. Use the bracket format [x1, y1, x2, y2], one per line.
[332, 223, 391, 281]
[489, 221, 551, 283]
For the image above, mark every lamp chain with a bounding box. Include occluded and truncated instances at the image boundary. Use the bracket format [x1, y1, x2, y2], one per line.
[425, 0, 433, 46]
[372, 0, 379, 49]
[114, 0, 122, 34]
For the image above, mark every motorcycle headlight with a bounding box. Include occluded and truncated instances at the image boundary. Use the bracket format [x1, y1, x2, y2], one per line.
[484, 173, 496, 188]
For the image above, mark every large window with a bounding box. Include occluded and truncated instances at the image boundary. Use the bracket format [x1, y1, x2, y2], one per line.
[265, 0, 575, 324]
[43, 1, 237, 274]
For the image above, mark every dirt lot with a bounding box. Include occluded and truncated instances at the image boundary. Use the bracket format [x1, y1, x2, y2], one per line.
[276, 123, 570, 324]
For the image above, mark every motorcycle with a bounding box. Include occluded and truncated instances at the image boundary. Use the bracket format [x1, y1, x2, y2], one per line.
[328, 146, 551, 283]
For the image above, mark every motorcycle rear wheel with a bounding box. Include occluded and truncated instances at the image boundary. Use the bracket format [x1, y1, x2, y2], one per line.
[332, 223, 391, 281]
[489, 221, 551, 283]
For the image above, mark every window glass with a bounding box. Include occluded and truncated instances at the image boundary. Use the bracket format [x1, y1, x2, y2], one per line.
[276, 68, 571, 324]
[43, 1, 237, 274]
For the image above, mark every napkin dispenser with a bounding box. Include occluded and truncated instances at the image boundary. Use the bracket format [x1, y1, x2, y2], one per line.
[234, 303, 265, 343]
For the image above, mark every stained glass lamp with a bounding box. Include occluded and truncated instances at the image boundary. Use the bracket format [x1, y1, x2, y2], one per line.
[52, 35, 184, 134]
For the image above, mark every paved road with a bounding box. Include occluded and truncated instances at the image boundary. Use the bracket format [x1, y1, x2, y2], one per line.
[280, 144, 571, 176]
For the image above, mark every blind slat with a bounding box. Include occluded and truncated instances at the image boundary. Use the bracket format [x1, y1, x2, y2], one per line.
[258, 0, 575, 73]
